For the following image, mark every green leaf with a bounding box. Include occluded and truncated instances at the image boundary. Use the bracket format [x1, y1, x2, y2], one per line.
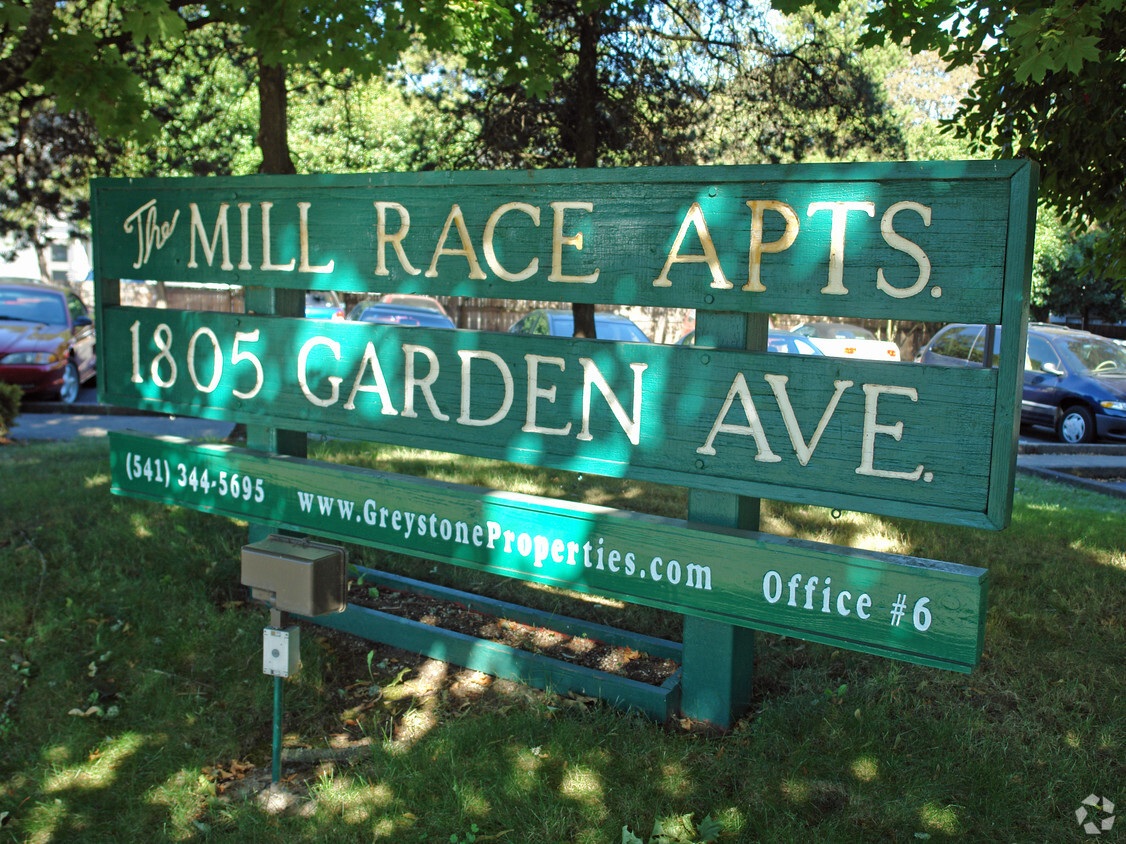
[121, 3, 187, 47]
[697, 815, 723, 842]
[1065, 35, 1102, 74]
[621, 827, 645, 844]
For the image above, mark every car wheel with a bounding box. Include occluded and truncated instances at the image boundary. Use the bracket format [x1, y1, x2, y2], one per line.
[56, 360, 80, 404]
[1057, 405, 1095, 444]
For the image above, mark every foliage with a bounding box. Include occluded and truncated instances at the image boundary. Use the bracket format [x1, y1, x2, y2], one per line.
[707, 0, 906, 165]
[622, 813, 722, 843]
[0, 0, 554, 240]
[416, 0, 751, 170]
[1, 438, 1125, 840]
[775, 0, 1126, 280]
[0, 382, 21, 437]
[1036, 230, 1126, 328]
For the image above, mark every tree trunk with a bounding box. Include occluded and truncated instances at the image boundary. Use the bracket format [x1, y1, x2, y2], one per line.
[32, 233, 49, 283]
[570, 9, 600, 339]
[229, 56, 295, 444]
[257, 59, 296, 175]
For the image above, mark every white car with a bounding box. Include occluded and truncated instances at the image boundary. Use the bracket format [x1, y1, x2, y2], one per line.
[792, 322, 901, 362]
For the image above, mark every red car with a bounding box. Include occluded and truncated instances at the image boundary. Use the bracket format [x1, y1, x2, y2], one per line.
[0, 279, 97, 404]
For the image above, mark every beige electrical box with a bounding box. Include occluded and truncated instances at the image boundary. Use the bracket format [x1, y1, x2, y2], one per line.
[241, 535, 347, 617]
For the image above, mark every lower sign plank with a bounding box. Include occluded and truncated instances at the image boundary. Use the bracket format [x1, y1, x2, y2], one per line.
[109, 431, 987, 672]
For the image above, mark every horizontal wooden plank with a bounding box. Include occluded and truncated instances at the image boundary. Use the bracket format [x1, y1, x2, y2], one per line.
[109, 432, 988, 671]
[101, 307, 1008, 527]
[314, 602, 681, 720]
[91, 160, 1033, 323]
[356, 566, 684, 661]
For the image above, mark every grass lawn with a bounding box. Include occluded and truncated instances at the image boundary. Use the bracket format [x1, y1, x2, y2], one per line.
[1, 437, 1123, 842]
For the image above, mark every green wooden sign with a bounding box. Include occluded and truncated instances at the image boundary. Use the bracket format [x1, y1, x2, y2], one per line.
[98, 306, 1004, 527]
[109, 431, 987, 672]
[92, 161, 1036, 687]
[91, 161, 1033, 323]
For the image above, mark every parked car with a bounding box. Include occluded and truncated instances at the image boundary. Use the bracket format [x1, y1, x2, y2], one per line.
[917, 322, 1126, 443]
[347, 302, 456, 329]
[0, 278, 97, 403]
[378, 293, 450, 317]
[508, 308, 650, 342]
[305, 290, 345, 320]
[678, 329, 824, 356]
[792, 321, 901, 361]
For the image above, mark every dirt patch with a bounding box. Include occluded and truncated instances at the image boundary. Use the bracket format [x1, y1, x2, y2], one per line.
[344, 580, 680, 688]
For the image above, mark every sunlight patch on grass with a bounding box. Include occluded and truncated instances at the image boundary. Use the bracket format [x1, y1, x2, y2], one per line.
[1105, 550, 1126, 570]
[513, 746, 546, 782]
[344, 802, 373, 823]
[146, 769, 207, 840]
[920, 801, 962, 834]
[453, 780, 491, 815]
[849, 755, 879, 782]
[371, 817, 407, 838]
[715, 806, 746, 836]
[44, 732, 144, 793]
[42, 745, 71, 765]
[659, 762, 691, 797]
[84, 472, 109, 488]
[311, 773, 382, 809]
[129, 512, 153, 538]
[852, 525, 911, 555]
[23, 797, 68, 844]
[560, 764, 604, 806]
[780, 777, 811, 803]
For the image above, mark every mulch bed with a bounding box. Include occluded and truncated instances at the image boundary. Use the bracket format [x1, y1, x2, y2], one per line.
[344, 579, 680, 687]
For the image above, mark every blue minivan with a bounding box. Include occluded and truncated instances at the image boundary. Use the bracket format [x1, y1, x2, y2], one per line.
[917, 323, 1126, 443]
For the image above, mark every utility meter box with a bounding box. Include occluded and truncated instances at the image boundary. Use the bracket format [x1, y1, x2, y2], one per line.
[241, 535, 347, 617]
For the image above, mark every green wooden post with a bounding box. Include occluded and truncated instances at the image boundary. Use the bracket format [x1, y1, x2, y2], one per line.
[244, 286, 307, 543]
[680, 311, 767, 727]
[92, 162, 1031, 720]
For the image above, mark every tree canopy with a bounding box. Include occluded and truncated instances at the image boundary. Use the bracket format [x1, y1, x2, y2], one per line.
[1036, 230, 1126, 329]
[775, 0, 1126, 279]
[0, 0, 555, 252]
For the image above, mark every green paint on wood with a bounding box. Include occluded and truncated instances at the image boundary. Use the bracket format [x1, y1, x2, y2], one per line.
[679, 310, 763, 726]
[109, 432, 988, 672]
[99, 307, 1009, 528]
[92, 161, 1031, 322]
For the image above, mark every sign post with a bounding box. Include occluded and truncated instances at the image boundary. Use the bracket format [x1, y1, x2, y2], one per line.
[95, 160, 1036, 726]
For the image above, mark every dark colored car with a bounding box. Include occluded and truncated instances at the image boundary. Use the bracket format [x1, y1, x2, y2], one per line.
[347, 302, 456, 329]
[0, 279, 97, 404]
[917, 323, 1126, 443]
[508, 308, 650, 342]
[679, 329, 825, 356]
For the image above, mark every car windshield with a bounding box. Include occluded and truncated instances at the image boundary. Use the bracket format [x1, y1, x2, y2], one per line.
[0, 290, 67, 324]
[768, 334, 822, 355]
[1058, 334, 1126, 374]
[548, 315, 648, 342]
[800, 323, 877, 340]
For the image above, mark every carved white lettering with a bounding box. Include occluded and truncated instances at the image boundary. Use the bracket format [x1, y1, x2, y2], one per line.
[654, 202, 731, 289]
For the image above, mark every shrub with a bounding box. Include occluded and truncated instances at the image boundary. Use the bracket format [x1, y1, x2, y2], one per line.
[0, 382, 22, 438]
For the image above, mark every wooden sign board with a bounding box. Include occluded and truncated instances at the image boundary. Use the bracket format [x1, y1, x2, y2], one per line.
[94, 162, 1026, 325]
[93, 161, 1036, 679]
[109, 431, 987, 672]
[100, 308, 1001, 526]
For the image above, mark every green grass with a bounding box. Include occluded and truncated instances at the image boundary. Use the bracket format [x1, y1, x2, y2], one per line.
[1, 439, 1124, 842]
